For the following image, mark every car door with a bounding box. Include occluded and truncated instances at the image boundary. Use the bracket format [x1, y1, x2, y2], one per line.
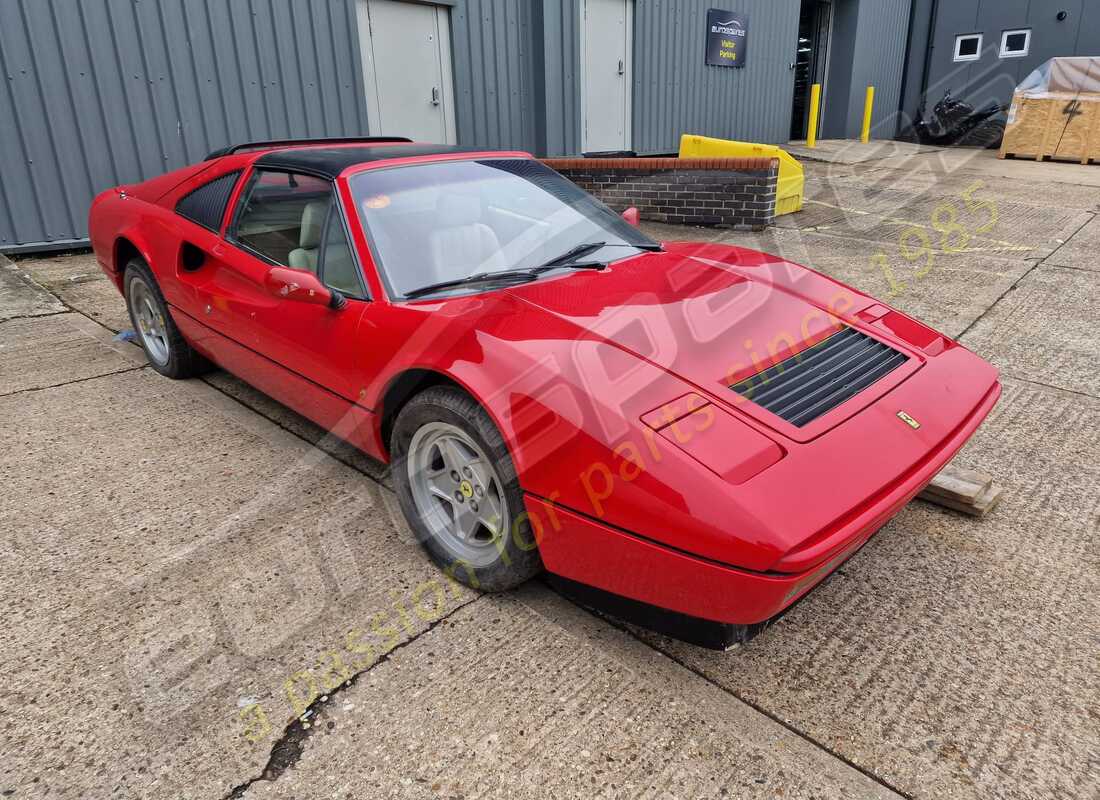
[196, 167, 370, 404]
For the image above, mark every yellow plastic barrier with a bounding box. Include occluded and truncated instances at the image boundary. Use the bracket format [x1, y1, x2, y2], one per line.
[678, 133, 803, 216]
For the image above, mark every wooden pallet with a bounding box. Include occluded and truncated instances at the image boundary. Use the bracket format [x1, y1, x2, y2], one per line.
[1000, 151, 1100, 165]
[918, 464, 1003, 517]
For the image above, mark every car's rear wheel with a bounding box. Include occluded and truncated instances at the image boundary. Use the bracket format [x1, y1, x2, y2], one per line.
[391, 386, 542, 591]
[123, 258, 207, 379]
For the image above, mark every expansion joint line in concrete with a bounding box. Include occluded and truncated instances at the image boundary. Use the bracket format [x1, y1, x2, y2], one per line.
[0, 310, 69, 324]
[956, 211, 1096, 341]
[222, 597, 482, 799]
[0, 365, 147, 398]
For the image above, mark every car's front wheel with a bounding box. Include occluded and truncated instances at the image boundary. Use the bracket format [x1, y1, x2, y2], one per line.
[390, 386, 542, 591]
[123, 258, 206, 379]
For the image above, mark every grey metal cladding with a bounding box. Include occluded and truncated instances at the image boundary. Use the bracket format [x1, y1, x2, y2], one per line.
[450, 0, 540, 154]
[848, 0, 912, 138]
[541, 0, 583, 156]
[0, 0, 942, 251]
[631, 0, 801, 154]
[0, 0, 369, 251]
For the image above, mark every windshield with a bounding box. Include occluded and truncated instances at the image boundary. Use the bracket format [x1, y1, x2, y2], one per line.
[349, 158, 658, 298]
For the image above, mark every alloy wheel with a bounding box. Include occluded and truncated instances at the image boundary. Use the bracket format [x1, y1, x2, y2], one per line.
[407, 421, 510, 567]
[129, 278, 170, 366]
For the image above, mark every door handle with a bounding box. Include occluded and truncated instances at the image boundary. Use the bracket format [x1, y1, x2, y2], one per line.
[431, 86, 440, 105]
[617, 58, 624, 75]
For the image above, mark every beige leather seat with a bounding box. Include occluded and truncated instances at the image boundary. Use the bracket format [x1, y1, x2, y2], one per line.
[288, 201, 327, 273]
[427, 194, 505, 279]
[287, 200, 363, 294]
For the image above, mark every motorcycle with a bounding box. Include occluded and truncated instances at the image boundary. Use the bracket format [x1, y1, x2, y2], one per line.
[900, 90, 1007, 149]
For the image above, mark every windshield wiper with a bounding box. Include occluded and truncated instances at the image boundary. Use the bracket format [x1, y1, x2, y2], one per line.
[541, 241, 607, 267]
[527, 260, 607, 275]
[540, 241, 662, 270]
[404, 260, 611, 300]
[403, 269, 537, 299]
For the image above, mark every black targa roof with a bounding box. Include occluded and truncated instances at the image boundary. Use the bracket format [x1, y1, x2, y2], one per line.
[253, 144, 493, 179]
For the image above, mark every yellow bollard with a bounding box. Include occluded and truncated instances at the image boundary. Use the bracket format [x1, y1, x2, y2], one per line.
[860, 86, 875, 143]
[807, 83, 821, 148]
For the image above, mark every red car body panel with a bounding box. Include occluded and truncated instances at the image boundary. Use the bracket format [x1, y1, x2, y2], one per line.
[89, 142, 1000, 628]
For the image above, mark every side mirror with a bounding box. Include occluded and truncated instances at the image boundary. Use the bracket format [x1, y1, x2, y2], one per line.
[265, 266, 341, 309]
[621, 207, 640, 227]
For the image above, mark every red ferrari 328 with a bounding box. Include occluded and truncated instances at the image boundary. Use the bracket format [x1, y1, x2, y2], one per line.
[89, 138, 999, 648]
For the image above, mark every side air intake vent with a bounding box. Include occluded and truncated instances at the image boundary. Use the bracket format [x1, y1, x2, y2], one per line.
[730, 327, 906, 427]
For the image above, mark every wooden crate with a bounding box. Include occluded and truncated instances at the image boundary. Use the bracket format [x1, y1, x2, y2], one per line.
[999, 92, 1100, 164]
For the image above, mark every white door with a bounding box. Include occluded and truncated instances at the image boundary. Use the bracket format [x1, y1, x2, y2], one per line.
[355, 0, 456, 144]
[581, 0, 632, 152]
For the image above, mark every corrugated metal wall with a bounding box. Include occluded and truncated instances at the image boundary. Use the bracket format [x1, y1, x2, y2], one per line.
[848, 0, 913, 138]
[820, 0, 912, 139]
[1, 0, 921, 251]
[632, 0, 802, 153]
[450, 0, 539, 153]
[541, 0, 583, 156]
[899, 0, 936, 131]
[0, 0, 370, 252]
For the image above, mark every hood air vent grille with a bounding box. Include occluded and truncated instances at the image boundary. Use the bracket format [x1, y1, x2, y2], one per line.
[730, 327, 906, 427]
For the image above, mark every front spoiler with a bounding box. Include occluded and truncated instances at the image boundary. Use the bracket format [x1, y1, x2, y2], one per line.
[546, 570, 844, 650]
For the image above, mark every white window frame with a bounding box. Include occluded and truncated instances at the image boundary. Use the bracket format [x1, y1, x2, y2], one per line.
[999, 28, 1031, 58]
[953, 33, 983, 62]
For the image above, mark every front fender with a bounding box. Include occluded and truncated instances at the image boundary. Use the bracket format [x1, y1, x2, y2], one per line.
[433, 321, 789, 573]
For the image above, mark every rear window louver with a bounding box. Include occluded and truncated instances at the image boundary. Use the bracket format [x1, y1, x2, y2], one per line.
[176, 170, 241, 232]
[730, 327, 907, 427]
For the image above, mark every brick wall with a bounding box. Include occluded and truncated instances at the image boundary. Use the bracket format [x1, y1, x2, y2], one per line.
[542, 157, 779, 230]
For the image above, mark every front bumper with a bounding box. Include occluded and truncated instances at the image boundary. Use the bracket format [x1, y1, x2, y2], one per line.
[529, 380, 1001, 632]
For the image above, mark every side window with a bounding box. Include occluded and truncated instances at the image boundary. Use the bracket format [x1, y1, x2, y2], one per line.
[232, 170, 333, 271]
[318, 209, 365, 297]
[175, 170, 241, 232]
[232, 169, 366, 298]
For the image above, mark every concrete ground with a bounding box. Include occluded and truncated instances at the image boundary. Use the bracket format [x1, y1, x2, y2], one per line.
[1, 142, 1097, 799]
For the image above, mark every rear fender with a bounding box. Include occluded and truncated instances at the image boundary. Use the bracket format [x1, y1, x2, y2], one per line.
[112, 222, 158, 292]
[115, 225, 156, 272]
[88, 190, 154, 293]
[94, 196, 189, 310]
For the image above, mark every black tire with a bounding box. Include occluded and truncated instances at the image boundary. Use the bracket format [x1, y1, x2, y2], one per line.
[955, 118, 1005, 149]
[123, 258, 208, 379]
[390, 386, 542, 592]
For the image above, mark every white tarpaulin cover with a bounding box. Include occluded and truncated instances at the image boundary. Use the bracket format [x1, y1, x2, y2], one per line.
[1016, 57, 1100, 98]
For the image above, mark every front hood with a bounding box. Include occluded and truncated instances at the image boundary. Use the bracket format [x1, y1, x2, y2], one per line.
[503, 244, 874, 432]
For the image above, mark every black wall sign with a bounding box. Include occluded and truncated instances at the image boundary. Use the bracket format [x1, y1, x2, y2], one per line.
[705, 9, 748, 68]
